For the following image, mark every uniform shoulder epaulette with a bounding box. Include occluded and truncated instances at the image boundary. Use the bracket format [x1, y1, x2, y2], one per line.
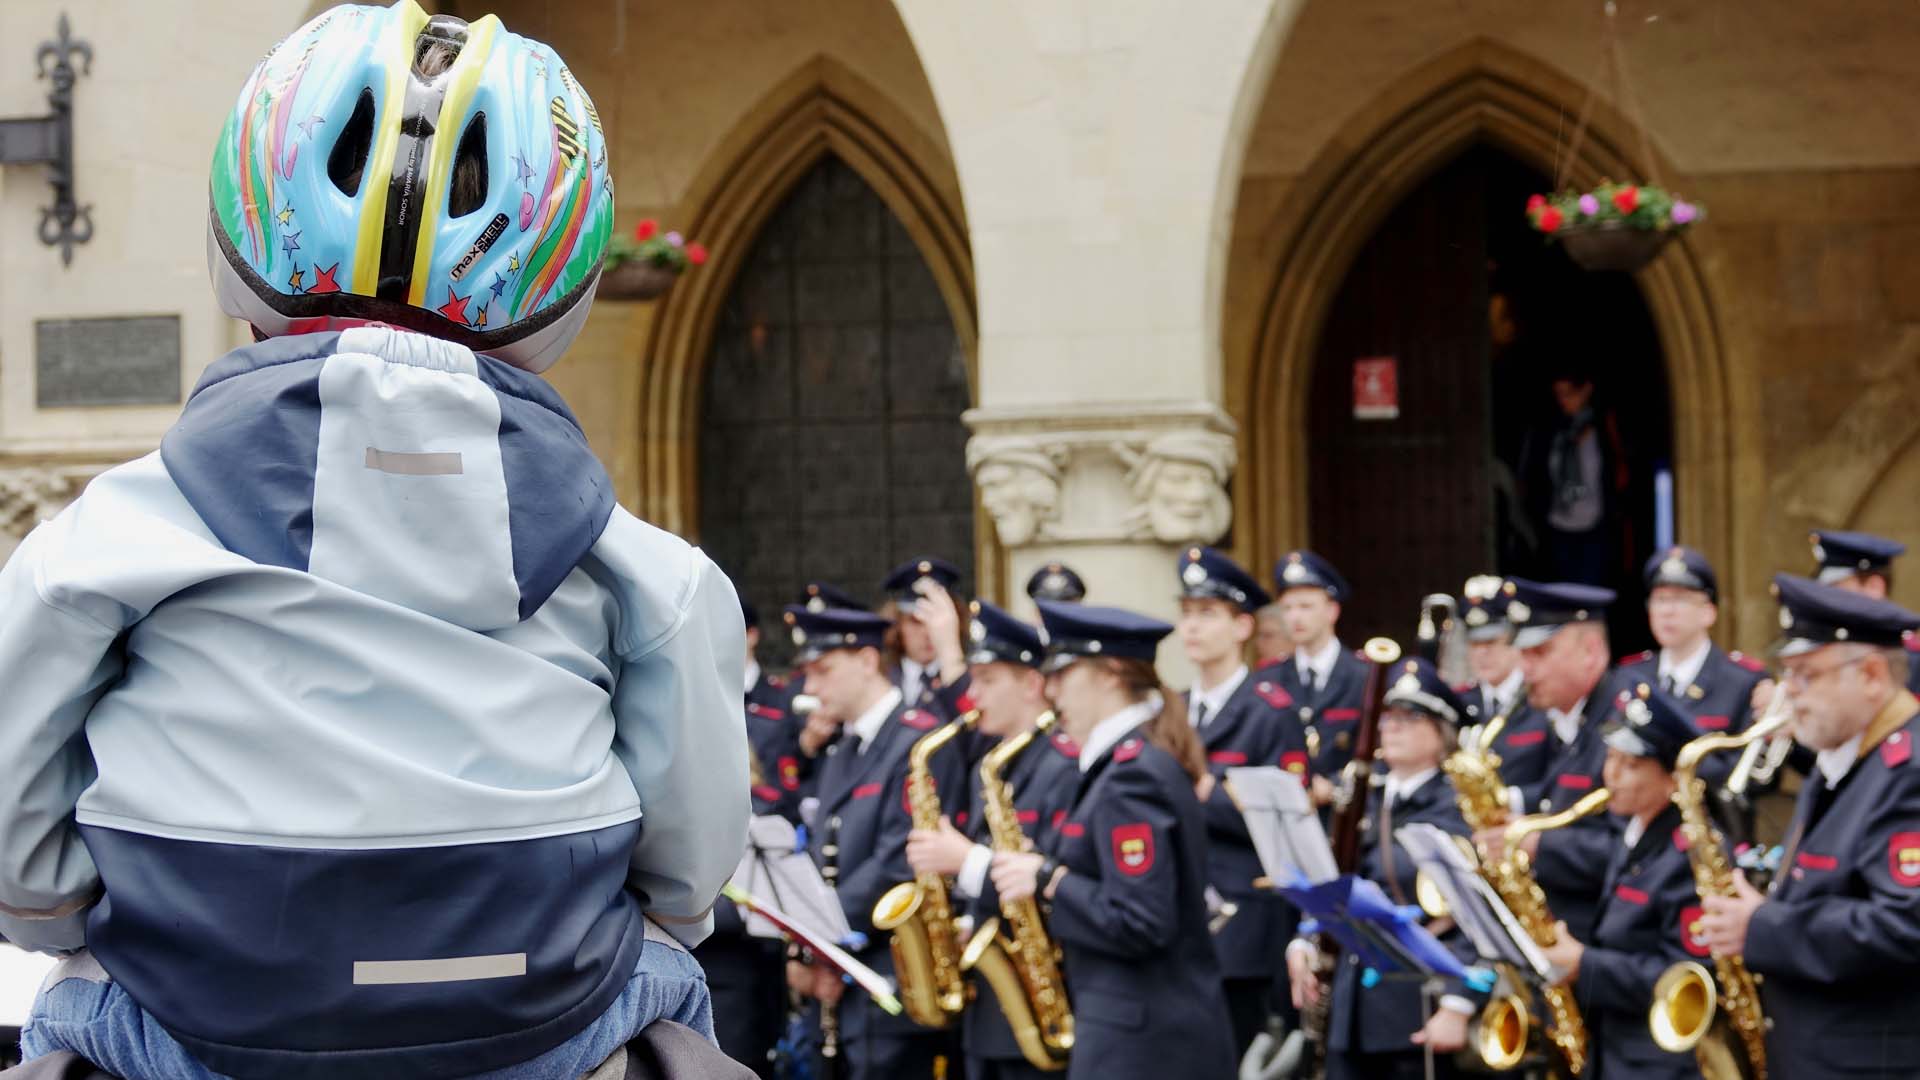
[1728, 651, 1765, 673]
[1255, 654, 1291, 672]
[747, 703, 787, 721]
[767, 674, 790, 689]
[1672, 827, 1691, 852]
[899, 709, 938, 731]
[1617, 650, 1655, 667]
[1050, 730, 1081, 758]
[1252, 678, 1293, 709]
[1904, 632, 1920, 655]
[1880, 728, 1913, 768]
[1450, 681, 1475, 695]
[1112, 738, 1143, 763]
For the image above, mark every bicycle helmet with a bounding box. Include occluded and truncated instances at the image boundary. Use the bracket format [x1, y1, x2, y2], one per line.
[207, 1, 612, 373]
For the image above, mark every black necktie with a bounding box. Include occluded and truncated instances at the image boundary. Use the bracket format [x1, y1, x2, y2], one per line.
[1194, 701, 1210, 731]
[1661, 672, 1677, 695]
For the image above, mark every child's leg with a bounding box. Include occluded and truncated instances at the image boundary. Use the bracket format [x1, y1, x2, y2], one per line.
[20, 952, 228, 1080]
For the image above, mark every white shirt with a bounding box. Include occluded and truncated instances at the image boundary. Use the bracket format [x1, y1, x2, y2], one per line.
[744, 658, 762, 695]
[900, 658, 929, 704]
[1080, 699, 1164, 774]
[849, 687, 904, 754]
[1294, 637, 1343, 691]
[1480, 667, 1524, 718]
[1657, 640, 1711, 694]
[1381, 767, 1437, 808]
[1816, 732, 1865, 789]
[1622, 815, 1648, 851]
[1548, 695, 1589, 747]
[1189, 665, 1249, 729]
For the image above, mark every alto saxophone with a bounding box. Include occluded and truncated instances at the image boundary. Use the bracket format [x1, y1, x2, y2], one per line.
[1484, 787, 1613, 1078]
[872, 711, 975, 1028]
[961, 712, 1074, 1071]
[1649, 688, 1790, 1080]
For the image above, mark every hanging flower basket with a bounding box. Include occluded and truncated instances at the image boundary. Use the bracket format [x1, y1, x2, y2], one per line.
[597, 219, 709, 301]
[1526, 181, 1702, 273]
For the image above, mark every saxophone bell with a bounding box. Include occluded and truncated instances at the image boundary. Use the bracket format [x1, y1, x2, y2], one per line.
[874, 711, 977, 1029]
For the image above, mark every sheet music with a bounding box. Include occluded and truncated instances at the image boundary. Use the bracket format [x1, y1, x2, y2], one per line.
[1395, 822, 1552, 980]
[1225, 766, 1338, 883]
[732, 815, 852, 943]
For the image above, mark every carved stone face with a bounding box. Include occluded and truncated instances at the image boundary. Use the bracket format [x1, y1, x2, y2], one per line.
[1144, 459, 1229, 542]
[977, 460, 1059, 546]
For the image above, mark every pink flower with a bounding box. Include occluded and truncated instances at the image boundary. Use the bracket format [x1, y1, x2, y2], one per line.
[1578, 193, 1600, 216]
[1670, 201, 1698, 225]
[665, 231, 684, 248]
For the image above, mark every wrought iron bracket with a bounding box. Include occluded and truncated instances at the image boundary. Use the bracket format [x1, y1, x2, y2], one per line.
[0, 15, 93, 266]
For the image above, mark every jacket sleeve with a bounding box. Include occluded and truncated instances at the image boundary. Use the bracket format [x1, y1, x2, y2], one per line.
[598, 517, 749, 948]
[1532, 814, 1619, 903]
[831, 737, 967, 941]
[1745, 770, 1920, 984]
[0, 521, 125, 953]
[1048, 762, 1185, 958]
[1574, 860, 1696, 1014]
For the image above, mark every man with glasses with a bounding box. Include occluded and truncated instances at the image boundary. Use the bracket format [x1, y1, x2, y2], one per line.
[1697, 574, 1920, 1079]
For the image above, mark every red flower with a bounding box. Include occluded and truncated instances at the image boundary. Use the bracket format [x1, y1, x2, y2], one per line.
[1526, 193, 1547, 213]
[686, 243, 708, 266]
[1611, 186, 1639, 214]
[1537, 207, 1563, 232]
[635, 219, 659, 241]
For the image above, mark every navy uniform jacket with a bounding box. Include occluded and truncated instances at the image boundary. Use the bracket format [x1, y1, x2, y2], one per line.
[1907, 637, 1920, 696]
[807, 701, 968, 1043]
[1572, 804, 1703, 1080]
[1614, 646, 1765, 790]
[1047, 728, 1237, 1080]
[1273, 647, 1372, 777]
[960, 728, 1083, 1066]
[1524, 687, 1624, 942]
[1744, 692, 1920, 1078]
[746, 671, 806, 823]
[1459, 682, 1553, 793]
[1191, 667, 1312, 981]
[1327, 771, 1474, 1056]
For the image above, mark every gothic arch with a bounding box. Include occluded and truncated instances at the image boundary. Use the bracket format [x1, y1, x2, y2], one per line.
[1236, 37, 1749, 614]
[629, 57, 975, 539]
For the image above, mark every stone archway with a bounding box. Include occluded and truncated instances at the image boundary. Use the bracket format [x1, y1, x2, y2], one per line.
[627, 57, 976, 544]
[1237, 38, 1748, 625]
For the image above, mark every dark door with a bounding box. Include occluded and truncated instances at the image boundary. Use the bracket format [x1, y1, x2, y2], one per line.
[699, 156, 974, 668]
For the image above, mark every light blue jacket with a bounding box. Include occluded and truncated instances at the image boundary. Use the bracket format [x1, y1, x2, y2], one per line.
[0, 327, 749, 1078]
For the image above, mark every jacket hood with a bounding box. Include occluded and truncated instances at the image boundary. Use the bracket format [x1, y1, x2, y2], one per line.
[161, 327, 613, 631]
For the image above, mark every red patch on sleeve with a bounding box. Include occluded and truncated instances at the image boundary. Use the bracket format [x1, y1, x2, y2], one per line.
[1504, 730, 1546, 747]
[1556, 773, 1595, 790]
[1281, 751, 1308, 775]
[1111, 823, 1155, 876]
[1730, 652, 1765, 673]
[1614, 884, 1649, 905]
[954, 810, 968, 827]
[1208, 750, 1248, 766]
[1016, 809, 1039, 826]
[1322, 708, 1360, 723]
[1051, 732, 1081, 758]
[1254, 681, 1293, 709]
[1051, 810, 1068, 831]
[899, 710, 937, 731]
[1680, 906, 1711, 956]
[1618, 651, 1654, 668]
[1696, 715, 1730, 731]
[767, 674, 789, 689]
[752, 784, 783, 803]
[1060, 821, 1086, 838]
[779, 756, 801, 791]
[1881, 730, 1912, 768]
[1113, 739, 1143, 763]
[1890, 832, 1920, 886]
[852, 783, 884, 800]
[1673, 828, 1691, 853]
[1796, 852, 1838, 871]
[748, 703, 787, 721]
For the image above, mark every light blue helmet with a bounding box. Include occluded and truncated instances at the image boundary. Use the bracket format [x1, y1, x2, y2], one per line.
[208, 1, 613, 372]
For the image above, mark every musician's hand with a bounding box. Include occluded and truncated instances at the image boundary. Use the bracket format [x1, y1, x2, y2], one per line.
[914, 581, 969, 683]
[1411, 1007, 1469, 1053]
[1285, 943, 1320, 1009]
[799, 712, 839, 757]
[991, 851, 1046, 903]
[1309, 775, 1336, 808]
[1195, 772, 1217, 802]
[787, 960, 814, 997]
[1473, 827, 1538, 865]
[1700, 869, 1764, 958]
[1541, 920, 1583, 984]
[1749, 678, 1776, 720]
[812, 965, 845, 1006]
[906, 815, 972, 876]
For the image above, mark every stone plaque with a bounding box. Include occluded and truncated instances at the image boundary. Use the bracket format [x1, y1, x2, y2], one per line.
[36, 315, 182, 408]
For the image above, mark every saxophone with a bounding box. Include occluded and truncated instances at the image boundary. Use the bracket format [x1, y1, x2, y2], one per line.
[872, 711, 975, 1028]
[961, 713, 1075, 1072]
[1484, 787, 1613, 1078]
[1649, 688, 1790, 1080]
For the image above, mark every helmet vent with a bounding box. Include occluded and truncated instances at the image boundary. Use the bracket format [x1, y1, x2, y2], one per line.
[328, 88, 377, 196]
[449, 112, 489, 218]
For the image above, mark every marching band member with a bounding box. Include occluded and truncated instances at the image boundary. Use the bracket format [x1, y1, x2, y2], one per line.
[1698, 575, 1920, 1079]
[1285, 657, 1478, 1080]
[1174, 546, 1311, 1058]
[1539, 682, 1707, 1079]
[904, 600, 1080, 1080]
[990, 600, 1236, 1080]
[882, 557, 968, 717]
[1457, 579, 1553, 790]
[1270, 551, 1370, 785]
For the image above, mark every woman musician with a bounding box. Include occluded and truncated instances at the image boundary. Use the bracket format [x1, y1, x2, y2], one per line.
[989, 600, 1237, 1080]
[1284, 656, 1480, 1080]
[1538, 681, 1710, 1078]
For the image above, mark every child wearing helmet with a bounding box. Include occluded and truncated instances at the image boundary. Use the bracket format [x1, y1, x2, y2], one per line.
[0, 5, 748, 1078]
